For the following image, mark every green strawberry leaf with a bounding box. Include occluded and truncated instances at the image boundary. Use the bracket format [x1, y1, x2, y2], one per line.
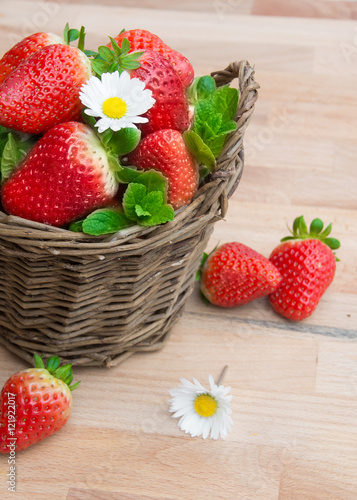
[184, 130, 216, 175]
[134, 171, 167, 198]
[69, 220, 84, 232]
[189, 80, 239, 161]
[211, 86, 239, 120]
[122, 173, 173, 227]
[189, 76, 216, 103]
[138, 204, 174, 227]
[81, 209, 132, 235]
[91, 37, 142, 77]
[91, 59, 109, 76]
[107, 128, 141, 157]
[123, 183, 147, 220]
[1, 133, 35, 182]
[135, 205, 151, 217]
[81, 110, 97, 129]
[115, 166, 141, 183]
[97, 45, 114, 62]
[140, 191, 164, 215]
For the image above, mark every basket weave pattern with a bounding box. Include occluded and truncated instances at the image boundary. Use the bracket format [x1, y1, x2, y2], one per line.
[0, 60, 259, 367]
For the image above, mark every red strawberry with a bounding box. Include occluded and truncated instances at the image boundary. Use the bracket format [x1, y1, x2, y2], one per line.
[200, 242, 282, 308]
[269, 216, 340, 321]
[0, 353, 79, 453]
[0, 43, 92, 134]
[128, 129, 198, 209]
[110, 29, 194, 87]
[1, 121, 118, 227]
[130, 50, 190, 135]
[0, 32, 64, 85]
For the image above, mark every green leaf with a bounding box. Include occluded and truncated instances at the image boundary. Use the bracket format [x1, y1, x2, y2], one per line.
[69, 220, 84, 232]
[138, 204, 174, 227]
[33, 353, 45, 369]
[91, 59, 110, 76]
[81, 110, 97, 129]
[81, 209, 132, 235]
[140, 191, 163, 215]
[134, 171, 167, 198]
[1, 133, 31, 182]
[98, 45, 114, 62]
[212, 86, 239, 120]
[84, 49, 98, 58]
[99, 129, 114, 147]
[109, 37, 121, 57]
[68, 28, 80, 43]
[184, 130, 216, 173]
[135, 205, 151, 217]
[310, 218, 324, 235]
[189, 76, 216, 103]
[319, 223, 332, 239]
[120, 37, 130, 56]
[324, 237, 340, 250]
[46, 356, 60, 373]
[115, 166, 141, 183]
[107, 128, 141, 156]
[122, 183, 147, 220]
[63, 22, 70, 44]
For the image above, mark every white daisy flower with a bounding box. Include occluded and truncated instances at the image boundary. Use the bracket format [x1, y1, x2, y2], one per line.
[169, 374, 233, 440]
[79, 71, 155, 133]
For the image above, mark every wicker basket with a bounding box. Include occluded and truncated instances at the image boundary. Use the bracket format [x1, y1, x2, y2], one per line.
[0, 60, 259, 367]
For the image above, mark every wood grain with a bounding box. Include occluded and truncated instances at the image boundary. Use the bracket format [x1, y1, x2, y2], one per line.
[0, 2, 356, 499]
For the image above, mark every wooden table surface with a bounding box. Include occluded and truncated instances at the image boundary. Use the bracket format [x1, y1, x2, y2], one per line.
[0, 1, 356, 499]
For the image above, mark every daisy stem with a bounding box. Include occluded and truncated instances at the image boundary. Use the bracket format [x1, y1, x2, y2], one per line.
[216, 365, 228, 386]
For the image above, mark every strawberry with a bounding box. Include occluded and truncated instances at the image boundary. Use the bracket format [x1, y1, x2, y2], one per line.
[0, 32, 64, 85]
[199, 242, 282, 308]
[130, 50, 190, 135]
[0, 353, 79, 453]
[1, 121, 118, 227]
[0, 43, 92, 134]
[128, 129, 199, 209]
[269, 216, 340, 321]
[109, 29, 194, 87]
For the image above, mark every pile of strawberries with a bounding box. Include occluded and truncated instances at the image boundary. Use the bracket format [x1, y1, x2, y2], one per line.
[0, 26, 235, 233]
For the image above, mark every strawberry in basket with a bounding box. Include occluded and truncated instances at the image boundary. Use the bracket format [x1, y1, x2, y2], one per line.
[0, 31, 64, 85]
[0, 26, 240, 236]
[0, 25, 92, 134]
[108, 29, 194, 88]
[0, 353, 79, 453]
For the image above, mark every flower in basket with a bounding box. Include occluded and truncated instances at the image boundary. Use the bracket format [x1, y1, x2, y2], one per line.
[0, 25, 240, 236]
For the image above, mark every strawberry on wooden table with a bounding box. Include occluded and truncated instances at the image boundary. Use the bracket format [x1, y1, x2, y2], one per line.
[0, 353, 79, 453]
[0, 32, 64, 85]
[269, 216, 340, 321]
[0, 29, 92, 134]
[1, 121, 119, 227]
[109, 29, 194, 88]
[199, 242, 282, 308]
[128, 128, 199, 210]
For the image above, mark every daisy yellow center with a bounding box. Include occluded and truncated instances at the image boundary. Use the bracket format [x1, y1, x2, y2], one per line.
[194, 394, 218, 417]
[102, 97, 127, 119]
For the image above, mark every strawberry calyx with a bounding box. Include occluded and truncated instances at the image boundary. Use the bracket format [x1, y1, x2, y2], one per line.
[88, 37, 143, 77]
[62, 23, 86, 51]
[33, 352, 80, 391]
[80, 111, 141, 178]
[281, 215, 340, 260]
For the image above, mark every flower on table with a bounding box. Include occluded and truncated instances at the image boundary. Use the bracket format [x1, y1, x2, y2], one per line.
[79, 71, 155, 133]
[169, 374, 233, 440]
